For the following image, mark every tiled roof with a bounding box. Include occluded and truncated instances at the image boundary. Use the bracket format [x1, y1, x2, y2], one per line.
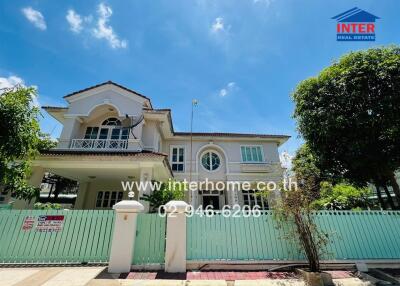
[42, 106, 68, 110]
[63, 80, 151, 103]
[173, 132, 290, 139]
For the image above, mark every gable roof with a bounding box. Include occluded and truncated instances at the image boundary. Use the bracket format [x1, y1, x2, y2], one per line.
[63, 80, 152, 108]
[332, 7, 380, 23]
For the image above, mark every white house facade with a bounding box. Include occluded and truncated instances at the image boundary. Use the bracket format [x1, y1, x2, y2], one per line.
[13, 81, 289, 211]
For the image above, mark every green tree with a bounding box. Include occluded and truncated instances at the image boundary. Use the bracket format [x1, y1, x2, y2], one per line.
[140, 180, 185, 212]
[293, 46, 400, 204]
[0, 86, 53, 202]
[313, 182, 373, 210]
[292, 144, 323, 193]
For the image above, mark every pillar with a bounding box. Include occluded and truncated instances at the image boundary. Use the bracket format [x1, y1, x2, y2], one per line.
[164, 200, 188, 273]
[108, 200, 144, 273]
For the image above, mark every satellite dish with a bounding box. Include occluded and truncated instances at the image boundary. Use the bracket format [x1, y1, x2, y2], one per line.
[122, 114, 144, 139]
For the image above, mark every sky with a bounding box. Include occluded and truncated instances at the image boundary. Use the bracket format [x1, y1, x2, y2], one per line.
[0, 0, 399, 161]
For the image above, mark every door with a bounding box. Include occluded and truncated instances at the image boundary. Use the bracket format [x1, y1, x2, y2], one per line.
[202, 195, 220, 210]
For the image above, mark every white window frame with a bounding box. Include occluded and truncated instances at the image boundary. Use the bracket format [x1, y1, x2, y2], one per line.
[95, 191, 123, 209]
[170, 145, 185, 173]
[242, 190, 269, 210]
[200, 150, 222, 172]
[240, 145, 265, 163]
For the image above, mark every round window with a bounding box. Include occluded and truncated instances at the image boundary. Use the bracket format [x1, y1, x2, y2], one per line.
[201, 151, 221, 171]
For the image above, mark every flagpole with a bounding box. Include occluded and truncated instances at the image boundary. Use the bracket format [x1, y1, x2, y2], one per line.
[189, 99, 197, 203]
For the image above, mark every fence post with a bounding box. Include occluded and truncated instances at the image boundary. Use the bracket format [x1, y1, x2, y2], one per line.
[108, 200, 144, 273]
[164, 200, 189, 273]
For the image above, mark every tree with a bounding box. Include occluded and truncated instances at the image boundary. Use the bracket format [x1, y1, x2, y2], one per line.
[42, 173, 78, 202]
[0, 85, 54, 201]
[313, 182, 373, 210]
[140, 180, 185, 212]
[293, 46, 400, 204]
[292, 144, 323, 193]
[274, 175, 329, 273]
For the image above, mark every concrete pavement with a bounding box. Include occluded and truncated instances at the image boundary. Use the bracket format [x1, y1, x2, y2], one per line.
[0, 267, 374, 286]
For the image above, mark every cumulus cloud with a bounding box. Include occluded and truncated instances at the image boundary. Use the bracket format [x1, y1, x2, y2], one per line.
[66, 9, 83, 33]
[22, 7, 47, 30]
[0, 75, 24, 90]
[219, 82, 236, 97]
[93, 3, 127, 49]
[211, 17, 225, 33]
[0, 75, 40, 107]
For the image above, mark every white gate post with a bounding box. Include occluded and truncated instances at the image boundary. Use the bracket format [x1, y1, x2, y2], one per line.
[164, 200, 189, 273]
[108, 200, 144, 273]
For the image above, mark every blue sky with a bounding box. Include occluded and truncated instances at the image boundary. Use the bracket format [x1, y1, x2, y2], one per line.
[0, 0, 399, 158]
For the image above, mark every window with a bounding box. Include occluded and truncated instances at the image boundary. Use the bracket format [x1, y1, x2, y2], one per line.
[84, 127, 99, 139]
[171, 147, 185, 172]
[96, 191, 123, 208]
[242, 190, 269, 210]
[102, 118, 121, 126]
[201, 151, 221, 171]
[241, 146, 264, 162]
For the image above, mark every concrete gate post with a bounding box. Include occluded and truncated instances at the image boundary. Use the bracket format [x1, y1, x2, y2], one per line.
[164, 200, 189, 273]
[108, 200, 144, 273]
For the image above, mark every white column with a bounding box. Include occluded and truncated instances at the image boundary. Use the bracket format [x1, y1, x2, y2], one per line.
[108, 200, 144, 273]
[139, 167, 153, 212]
[164, 200, 188, 273]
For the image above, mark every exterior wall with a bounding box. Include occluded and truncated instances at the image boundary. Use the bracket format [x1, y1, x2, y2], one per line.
[80, 180, 138, 209]
[141, 121, 161, 151]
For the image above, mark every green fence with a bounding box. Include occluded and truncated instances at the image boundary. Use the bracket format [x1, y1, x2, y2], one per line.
[187, 211, 400, 261]
[0, 210, 115, 263]
[132, 213, 166, 265]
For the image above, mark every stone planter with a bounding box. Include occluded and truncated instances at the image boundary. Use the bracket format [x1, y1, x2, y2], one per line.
[296, 268, 334, 286]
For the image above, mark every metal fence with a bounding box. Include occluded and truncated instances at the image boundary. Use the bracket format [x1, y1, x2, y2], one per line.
[132, 213, 166, 265]
[187, 211, 400, 261]
[0, 210, 115, 263]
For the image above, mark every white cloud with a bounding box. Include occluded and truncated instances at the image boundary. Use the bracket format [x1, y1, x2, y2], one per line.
[93, 3, 127, 49]
[66, 9, 83, 33]
[219, 82, 236, 97]
[280, 151, 293, 170]
[0, 75, 40, 107]
[253, 0, 274, 6]
[22, 7, 47, 30]
[211, 17, 225, 33]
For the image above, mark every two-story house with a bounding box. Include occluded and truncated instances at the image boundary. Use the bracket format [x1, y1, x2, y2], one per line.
[13, 81, 289, 211]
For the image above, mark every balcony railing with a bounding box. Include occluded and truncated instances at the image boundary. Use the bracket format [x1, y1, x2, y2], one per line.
[70, 139, 129, 150]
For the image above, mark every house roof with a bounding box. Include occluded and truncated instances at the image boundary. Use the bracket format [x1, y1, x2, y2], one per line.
[174, 132, 290, 139]
[40, 149, 173, 176]
[332, 7, 380, 22]
[63, 80, 152, 107]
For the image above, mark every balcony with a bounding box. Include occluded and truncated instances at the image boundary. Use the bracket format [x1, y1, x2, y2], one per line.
[53, 138, 143, 151]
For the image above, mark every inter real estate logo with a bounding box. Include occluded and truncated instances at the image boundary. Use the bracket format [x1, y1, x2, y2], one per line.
[332, 7, 380, 41]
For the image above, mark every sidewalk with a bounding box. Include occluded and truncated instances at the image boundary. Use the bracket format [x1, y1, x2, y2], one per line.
[0, 267, 373, 286]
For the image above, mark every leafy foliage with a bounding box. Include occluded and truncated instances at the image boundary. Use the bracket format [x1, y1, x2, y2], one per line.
[292, 46, 400, 202]
[140, 180, 185, 212]
[0, 86, 53, 201]
[34, 202, 62, 210]
[313, 182, 373, 210]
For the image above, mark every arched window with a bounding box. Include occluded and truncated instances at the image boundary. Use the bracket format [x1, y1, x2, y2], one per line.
[201, 151, 221, 171]
[102, 117, 121, 126]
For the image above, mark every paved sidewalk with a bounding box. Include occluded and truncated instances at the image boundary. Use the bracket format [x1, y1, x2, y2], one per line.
[0, 267, 373, 286]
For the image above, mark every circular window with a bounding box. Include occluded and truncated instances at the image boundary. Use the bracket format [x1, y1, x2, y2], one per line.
[201, 151, 221, 171]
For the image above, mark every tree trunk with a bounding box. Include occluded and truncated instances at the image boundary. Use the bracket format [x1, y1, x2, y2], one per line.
[375, 185, 386, 210]
[388, 172, 400, 204]
[383, 185, 396, 210]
